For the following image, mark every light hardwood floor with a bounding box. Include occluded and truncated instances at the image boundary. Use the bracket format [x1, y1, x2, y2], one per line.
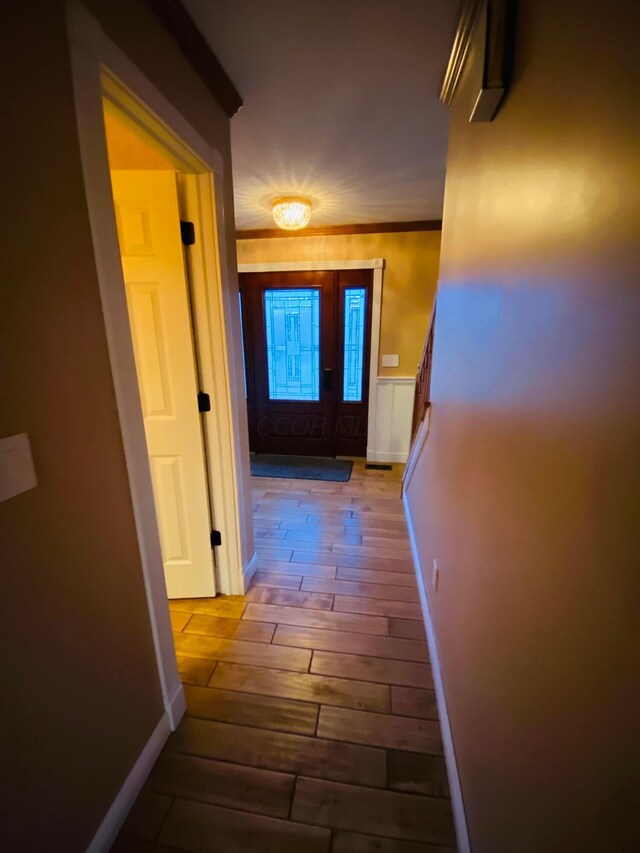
[113, 460, 456, 852]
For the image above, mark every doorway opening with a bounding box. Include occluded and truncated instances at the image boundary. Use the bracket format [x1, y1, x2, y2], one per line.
[103, 108, 218, 600]
[69, 2, 252, 738]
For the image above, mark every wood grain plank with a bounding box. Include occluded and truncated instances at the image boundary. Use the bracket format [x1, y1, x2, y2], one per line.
[251, 572, 303, 590]
[336, 567, 417, 587]
[312, 651, 433, 688]
[170, 596, 246, 619]
[292, 550, 414, 572]
[254, 528, 287, 539]
[246, 587, 334, 610]
[342, 519, 409, 534]
[388, 751, 450, 798]
[243, 602, 389, 636]
[158, 797, 330, 853]
[174, 717, 387, 787]
[333, 596, 422, 619]
[185, 685, 318, 735]
[317, 706, 442, 754]
[284, 529, 363, 546]
[291, 777, 456, 845]
[332, 830, 453, 853]
[305, 511, 354, 523]
[183, 613, 276, 643]
[389, 618, 426, 640]
[170, 610, 191, 632]
[391, 686, 439, 720]
[119, 790, 172, 842]
[274, 625, 428, 663]
[254, 545, 296, 561]
[147, 752, 295, 818]
[111, 837, 177, 852]
[209, 662, 390, 713]
[254, 559, 337, 579]
[302, 577, 418, 603]
[174, 632, 311, 672]
[332, 544, 414, 562]
[176, 655, 216, 687]
[361, 535, 412, 550]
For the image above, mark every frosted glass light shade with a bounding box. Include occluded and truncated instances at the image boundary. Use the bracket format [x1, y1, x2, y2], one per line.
[272, 197, 311, 230]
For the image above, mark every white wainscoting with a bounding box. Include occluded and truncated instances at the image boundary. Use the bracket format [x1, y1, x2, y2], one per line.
[367, 377, 416, 463]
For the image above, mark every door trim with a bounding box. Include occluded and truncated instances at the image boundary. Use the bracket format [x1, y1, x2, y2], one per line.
[67, 0, 250, 733]
[238, 260, 385, 460]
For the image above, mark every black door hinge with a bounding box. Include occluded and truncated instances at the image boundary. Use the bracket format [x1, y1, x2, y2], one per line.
[180, 220, 196, 245]
[197, 391, 211, 412]
[210, 530, 222, 548]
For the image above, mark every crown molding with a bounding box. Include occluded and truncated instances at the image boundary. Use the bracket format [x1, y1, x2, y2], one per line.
[145, 0, 242, 118]
[236, 220, 442, 240]
[440, 0, 482, 106]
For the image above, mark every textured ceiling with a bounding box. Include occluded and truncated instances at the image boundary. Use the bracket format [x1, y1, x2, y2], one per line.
[183, 0, 457, 229]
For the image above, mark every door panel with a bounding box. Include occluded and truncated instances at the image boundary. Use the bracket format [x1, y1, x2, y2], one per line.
[111, 171, 216, 599]
[240, 270, 373, 457]
[335, 271, 374, 457]
[241, 271, 337, 456]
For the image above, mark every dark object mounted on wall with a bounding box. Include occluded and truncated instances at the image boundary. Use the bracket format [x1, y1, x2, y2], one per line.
[440, 0, 515, 122]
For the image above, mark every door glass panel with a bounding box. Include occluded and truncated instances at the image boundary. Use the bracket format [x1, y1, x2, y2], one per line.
[264, 288, 320, 401]
[343, 287, 367, 402]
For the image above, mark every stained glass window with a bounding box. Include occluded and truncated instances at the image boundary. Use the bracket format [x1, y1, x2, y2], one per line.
[343, 288, 367, 402]
[264, 289, 320, 401]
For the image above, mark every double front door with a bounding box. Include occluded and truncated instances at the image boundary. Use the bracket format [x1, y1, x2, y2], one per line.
[239, 270, 373, 457]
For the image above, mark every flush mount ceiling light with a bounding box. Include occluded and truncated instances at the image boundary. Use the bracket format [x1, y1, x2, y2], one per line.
[272, 197, 312, 230]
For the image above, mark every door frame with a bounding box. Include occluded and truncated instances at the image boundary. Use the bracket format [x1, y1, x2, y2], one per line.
[67, 1, 250, 730]
[237, 260, 385, 460]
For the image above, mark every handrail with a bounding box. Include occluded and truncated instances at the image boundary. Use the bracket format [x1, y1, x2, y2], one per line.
[410, 305, 436, 444]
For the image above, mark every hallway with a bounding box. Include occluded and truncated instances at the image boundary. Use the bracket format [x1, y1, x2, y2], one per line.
[114, 461, 456, 851]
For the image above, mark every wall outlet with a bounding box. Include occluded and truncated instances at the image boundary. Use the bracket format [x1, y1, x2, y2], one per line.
[432, 559, 440, 591]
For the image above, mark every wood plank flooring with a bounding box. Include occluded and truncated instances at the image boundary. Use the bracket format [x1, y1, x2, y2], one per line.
[113, 460, 456, 852]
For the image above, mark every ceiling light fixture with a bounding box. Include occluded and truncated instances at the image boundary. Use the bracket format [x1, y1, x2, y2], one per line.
[272, 197, 312, 231]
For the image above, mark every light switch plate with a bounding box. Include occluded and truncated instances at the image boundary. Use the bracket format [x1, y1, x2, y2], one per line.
[0, 433, 37, 502]
[381, 354, 399, 368]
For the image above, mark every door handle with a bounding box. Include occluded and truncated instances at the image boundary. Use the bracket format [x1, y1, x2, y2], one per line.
[323, 368, 333, 391]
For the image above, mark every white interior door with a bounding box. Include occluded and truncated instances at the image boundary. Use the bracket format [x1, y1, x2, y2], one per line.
[111, 170, 216, 599]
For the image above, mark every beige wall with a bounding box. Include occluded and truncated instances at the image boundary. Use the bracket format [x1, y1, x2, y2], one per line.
[0, 1, 249, 848]
[237, 230, 441, 376]
[405, 1, 640, 851]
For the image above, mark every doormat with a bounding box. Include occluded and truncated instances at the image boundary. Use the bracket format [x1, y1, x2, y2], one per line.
[250, 454, 353, 482]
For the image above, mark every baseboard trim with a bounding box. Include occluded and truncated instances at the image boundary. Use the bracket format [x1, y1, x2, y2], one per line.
[366, 449, 409, 463]
[242, 551, 259, 592]
[403, 492, 472, 853]
[86, 713, 171, 853]
[166, 677, 186, 730]
[402, 405, 431, 492]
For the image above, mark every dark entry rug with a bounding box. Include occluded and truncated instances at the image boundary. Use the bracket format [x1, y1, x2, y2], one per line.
[250, 454, 353, 482]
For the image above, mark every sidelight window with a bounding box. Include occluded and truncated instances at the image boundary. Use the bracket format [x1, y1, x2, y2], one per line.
[342, 287, 367, 402]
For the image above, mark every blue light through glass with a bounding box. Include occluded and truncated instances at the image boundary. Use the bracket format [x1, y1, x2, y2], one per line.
[264, 289, 320, 401]
[343, 288, 367, 402]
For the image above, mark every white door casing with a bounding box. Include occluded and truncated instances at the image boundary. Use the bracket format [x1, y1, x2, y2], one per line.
[111, 170, 216, 598]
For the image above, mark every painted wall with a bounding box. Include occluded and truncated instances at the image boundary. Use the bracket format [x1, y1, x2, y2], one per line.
[0, 1, 250, 849]
[237, 230, 441, 377]
[404, 2, 640, 851]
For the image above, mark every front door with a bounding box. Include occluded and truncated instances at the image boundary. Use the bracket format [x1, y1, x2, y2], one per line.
[240, 270, 373, 457]
[111, 170, 216, 599]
